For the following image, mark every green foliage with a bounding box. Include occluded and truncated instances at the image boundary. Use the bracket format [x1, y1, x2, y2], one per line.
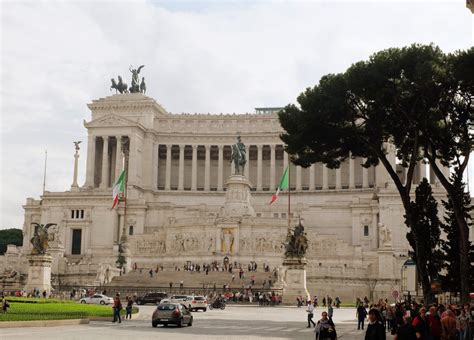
[405, 179, 443, 304]
[0, 300, 138, 322]
[0, 228, 23, 255]
[440, 174, 474, 292]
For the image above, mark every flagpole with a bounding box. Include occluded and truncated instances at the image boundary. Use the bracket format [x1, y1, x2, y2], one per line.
[42, 150, 48, 195]
[288, 161, 291, 229]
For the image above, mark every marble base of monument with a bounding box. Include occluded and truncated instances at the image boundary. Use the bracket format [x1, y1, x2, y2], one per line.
[24, 254, 53, 294]
[282, 257, 310, 304]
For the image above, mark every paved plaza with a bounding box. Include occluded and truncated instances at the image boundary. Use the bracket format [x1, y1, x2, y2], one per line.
[0, 305, 395, 339]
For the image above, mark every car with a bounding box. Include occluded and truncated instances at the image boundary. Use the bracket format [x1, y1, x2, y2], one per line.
[136, 292, 168, 305]
[189, 296, 208, 312]
[152, 303, 193, 327]
[161, 295, 194, 308]
[79, 294, 114, 305]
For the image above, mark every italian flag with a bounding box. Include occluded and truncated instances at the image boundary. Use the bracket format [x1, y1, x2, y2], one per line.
[112, 170, 125, 209]
[270, 165, 289, 204]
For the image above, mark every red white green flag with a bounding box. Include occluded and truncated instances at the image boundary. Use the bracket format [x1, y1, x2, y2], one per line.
[270, 165, 289, 204]
[112, 170, 125, 209]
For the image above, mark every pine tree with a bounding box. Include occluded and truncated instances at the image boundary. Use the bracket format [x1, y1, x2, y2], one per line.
[440, 173, 474, 293]
[406, 178, 444, 305]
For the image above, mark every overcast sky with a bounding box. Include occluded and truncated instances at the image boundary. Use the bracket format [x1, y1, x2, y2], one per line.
[0, 0, 472, 229]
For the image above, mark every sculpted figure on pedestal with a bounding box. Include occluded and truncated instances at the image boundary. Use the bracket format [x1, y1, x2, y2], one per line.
[30, 223, 57, 255]
[129, 65, 145, 93]
[378, 223, 392, 247]
[231, 136, 247, 175]
[283, 221, 308, 258]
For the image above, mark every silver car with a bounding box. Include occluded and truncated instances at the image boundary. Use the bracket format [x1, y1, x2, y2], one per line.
[79, 294, 114, 305]
[152, 303, 193, 327]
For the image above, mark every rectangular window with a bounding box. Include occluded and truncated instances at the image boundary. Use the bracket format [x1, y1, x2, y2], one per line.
[363, 225, 369, 236]
[80, 210, 84, 219]
[71, 210, 74, 219]
[71, 229, 82, 255]
[274, 213, 279, 219]
[75, 210, 80, 219]
[281, 213, 286, 219]
[129, 225, 134, 235]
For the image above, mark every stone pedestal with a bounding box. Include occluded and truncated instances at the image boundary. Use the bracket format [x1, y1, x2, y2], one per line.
[222, 175, 255, 217]
[282, 257, 310, 304]
[24, 254, 53, 294]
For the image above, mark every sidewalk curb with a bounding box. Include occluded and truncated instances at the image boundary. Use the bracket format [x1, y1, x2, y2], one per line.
[0, 318, 90, 328]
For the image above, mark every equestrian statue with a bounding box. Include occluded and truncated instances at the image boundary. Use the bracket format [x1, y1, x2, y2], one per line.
[231, 136, 247, 175]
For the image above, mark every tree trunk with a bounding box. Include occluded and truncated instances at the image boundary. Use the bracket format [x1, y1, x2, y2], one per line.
[449, 203, 471, 303]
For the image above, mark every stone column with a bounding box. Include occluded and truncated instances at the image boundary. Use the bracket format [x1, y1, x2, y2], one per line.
[363, 158, 369, 188]
[244, 145, 250, 178]
[84, 134, 96, 188]
[152, 142, 158, 190]
[165, 144, 172, 190]
[100, 136, 109, 188]
[71, 146, 80, 191]
[191, 145, 198, 191]
[270, 145, 276, 190]
[217, 145, 223, 191]
[296, 166, 302, 191]
[322, 165, 329, 190]
[204, 145, 211, 191]
[335, 168, 341, 189]
[349, 155, 355, 189]
[309, 164, 315, 190]
[115, 137, 123, 182]
[283, 148, 289, 171]
[418, 160, 427, 183]
[178, 144, 185, 190]
[257, 145, 263, 190]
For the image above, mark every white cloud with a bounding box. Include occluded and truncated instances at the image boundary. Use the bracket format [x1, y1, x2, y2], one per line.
[1, 0, 472, 228]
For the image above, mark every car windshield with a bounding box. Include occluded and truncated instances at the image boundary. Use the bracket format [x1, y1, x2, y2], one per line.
[157, 304, 177, 310]
[173, 296, 187, 299]
[194, 297, 205, 300]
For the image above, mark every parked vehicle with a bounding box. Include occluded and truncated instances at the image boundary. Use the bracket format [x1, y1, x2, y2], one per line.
[152, 303, 193, 327]
[189, 296, 208, 312]
[79, 294, 114, 305]
[160, 295, 194, 308]
[136, 292, 167, 305]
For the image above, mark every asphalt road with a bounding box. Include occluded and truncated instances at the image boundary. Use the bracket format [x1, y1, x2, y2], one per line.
[0, 305, 395, 340]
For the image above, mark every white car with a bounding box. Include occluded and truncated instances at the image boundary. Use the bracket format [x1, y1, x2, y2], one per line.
[160, 295, 194, 308]
[79, 294, 114, 305]
[189, 296, 208, 312]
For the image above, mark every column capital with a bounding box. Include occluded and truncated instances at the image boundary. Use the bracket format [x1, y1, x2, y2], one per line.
[192, 144, 198, 150]
[256, 144, 263, 150]
[166, 144, 173, 149]
[218, 144, 223, 150]
[179, 144, 185, 150]
[270, 144, 276, 150]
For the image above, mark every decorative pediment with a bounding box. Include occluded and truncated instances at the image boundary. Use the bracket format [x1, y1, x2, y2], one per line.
[83, 115, 140, 128]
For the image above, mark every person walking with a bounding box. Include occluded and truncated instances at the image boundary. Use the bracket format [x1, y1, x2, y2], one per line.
[307, 301, 316, 328]
[112, 293, 122, 323]
[394, 312, 416, 340]
[357, 302, 368, 330]
[125, 296, 133, 320]
[427, 306, 442, 340]
[412, 307, 429, 340]
[314, 311, 337, 340]
[441, 310, 457, 340]
[328, 303, 334, 320]
[365, 308, 386, 340]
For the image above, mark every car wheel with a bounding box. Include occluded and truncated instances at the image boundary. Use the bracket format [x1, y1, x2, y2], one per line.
[177, 318, 184, 328]
[188, 316, 193, 327]
[221, 305, 225, 310]
[203, 307, 207, 312]
[152, 321, 158, 328]
[80, 300, 86, 304]
[209, 304, 213, 310]
[100, 301, 105, 305]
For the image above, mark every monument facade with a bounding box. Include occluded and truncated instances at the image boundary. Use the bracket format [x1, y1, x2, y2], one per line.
[0, 91, 451, 301]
